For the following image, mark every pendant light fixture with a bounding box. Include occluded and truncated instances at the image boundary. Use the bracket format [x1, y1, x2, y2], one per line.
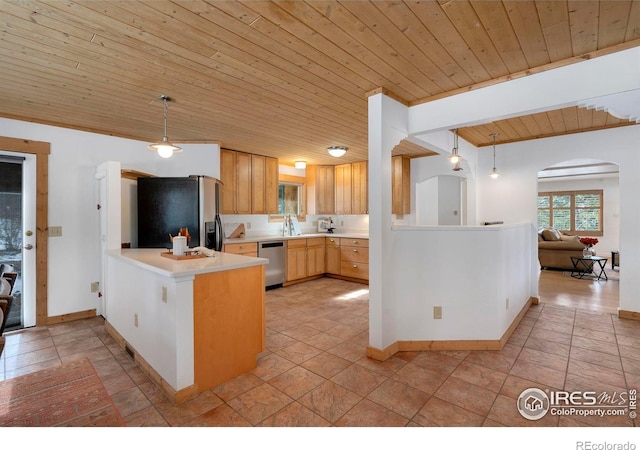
[490, 133, 500, 179]
[449, 128, 461, 164]
[327, 146, 347, 157]
[148, 95, 182, 159]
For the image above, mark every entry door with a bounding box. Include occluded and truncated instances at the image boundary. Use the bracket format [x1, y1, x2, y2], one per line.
[0, 152, 37, 329]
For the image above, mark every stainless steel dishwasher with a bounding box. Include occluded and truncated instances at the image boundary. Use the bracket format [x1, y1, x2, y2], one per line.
[258, 241, 286, 289]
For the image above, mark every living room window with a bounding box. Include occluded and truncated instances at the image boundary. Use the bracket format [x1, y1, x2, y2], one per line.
[537, 190, 603, 236]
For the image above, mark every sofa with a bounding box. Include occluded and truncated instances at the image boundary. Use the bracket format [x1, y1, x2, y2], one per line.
[538, 228, 586, 270]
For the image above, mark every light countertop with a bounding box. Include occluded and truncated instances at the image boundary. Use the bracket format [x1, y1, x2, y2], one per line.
[224, 232, 369, 244]
[109, 248, 268, 278]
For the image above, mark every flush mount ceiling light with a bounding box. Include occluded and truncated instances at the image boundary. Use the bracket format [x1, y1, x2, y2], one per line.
[449, 128, 461, 164]
[327, 146, 347, 157]
[294, 161, 307, 169]
[148, 95, 182, 159]
[490, 133, 500, 179]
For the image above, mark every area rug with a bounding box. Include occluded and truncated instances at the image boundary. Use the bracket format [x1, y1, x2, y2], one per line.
[0, 357, 126, 426]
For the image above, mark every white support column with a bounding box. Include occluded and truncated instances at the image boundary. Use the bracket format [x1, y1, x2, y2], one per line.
[368, 92, 409, 353]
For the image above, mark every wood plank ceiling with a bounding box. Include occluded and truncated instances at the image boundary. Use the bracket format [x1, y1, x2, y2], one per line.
[0, 1, 639, 165]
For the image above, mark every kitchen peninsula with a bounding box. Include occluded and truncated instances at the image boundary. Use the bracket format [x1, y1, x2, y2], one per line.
[106, 248, 267, 404]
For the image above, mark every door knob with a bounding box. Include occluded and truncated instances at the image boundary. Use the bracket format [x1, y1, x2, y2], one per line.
[24, 244, 34, 250]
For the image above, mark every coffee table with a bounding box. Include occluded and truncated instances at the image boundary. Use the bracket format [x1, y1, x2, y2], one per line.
[570, 256, 608, 281]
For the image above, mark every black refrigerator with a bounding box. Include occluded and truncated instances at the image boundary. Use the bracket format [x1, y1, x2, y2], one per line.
[137, 175, 223, 251]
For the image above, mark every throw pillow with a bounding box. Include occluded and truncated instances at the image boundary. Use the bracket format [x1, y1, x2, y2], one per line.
[541, 228, 561, 241]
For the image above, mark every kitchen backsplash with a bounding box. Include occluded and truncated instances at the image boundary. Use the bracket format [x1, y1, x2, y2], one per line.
[220, 214, 369, 238]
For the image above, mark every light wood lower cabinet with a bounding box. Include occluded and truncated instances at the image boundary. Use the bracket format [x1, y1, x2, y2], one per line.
[339, 238, 369, 281]
[325, 237, 341, 275]
[286, 238, 325, 282]
[223, 242, 258, 257]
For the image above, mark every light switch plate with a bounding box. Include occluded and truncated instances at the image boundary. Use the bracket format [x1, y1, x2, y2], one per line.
[49, 226, 62, 237]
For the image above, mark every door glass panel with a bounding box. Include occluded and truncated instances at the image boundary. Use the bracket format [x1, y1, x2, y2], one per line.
[0, 160, 23, 330]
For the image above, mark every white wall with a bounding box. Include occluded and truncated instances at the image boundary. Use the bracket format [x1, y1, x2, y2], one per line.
[538, 175, 620, 256]
[0, 117, 219, 318]
[476, 126, 640, 313]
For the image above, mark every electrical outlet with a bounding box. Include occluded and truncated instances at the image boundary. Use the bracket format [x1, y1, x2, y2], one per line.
[162, 286, 167, 303]
[246, 222, 251, 229]
[341, 221, 344, 226]
[90, 281, 99, 293]
[434, 306, 442, 319]
[49, 226, 62, 237]
[312, 220, 317, 226]
[506, 298, 509, 309]
[134, 313, 138, 327]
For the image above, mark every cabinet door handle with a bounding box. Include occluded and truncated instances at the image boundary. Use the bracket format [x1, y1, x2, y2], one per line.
[353, 264, 358, 268]
[353, 249, 358, 252]
[352, 240, 358, 244]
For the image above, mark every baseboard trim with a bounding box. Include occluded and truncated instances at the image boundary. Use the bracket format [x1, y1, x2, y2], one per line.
[366, 297, 534, 361]
[104, 321, 198, 405]
[46, 308, 96, 325]
[618, 309, 640, 321]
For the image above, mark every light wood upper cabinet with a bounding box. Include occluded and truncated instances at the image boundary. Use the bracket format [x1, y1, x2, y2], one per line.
[392, 156, 411, 215]
[221, 149, 278, 215]
[306, 165, 335, 215]
[334, 163, 352, 215]
[221, 149, 248, 214]
[351, 161, 368, 214]
[251, 155, 266, 214]
[265, 156, 278, 214]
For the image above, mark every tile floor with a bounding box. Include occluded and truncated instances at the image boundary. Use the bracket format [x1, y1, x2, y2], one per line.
[1, 277, 639, 427]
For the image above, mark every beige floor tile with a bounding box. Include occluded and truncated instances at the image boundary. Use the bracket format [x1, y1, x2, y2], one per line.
[569, 346, 623, 371]
[509, 358, 566, 389]
[413, 396, 485, 427]
[154, 390, 224, 426]
[434, 376, 498, 417]
[226, 383, 293, 425]
[110, 385, 153, 418]
[567, 359, 627, 389]
[124, 405, 169, 427]
[334, 398, 408, 427]
[571, 335, 620, 356]
[212, 372, 265, 402]
[276, 341, 323, 365]
[516, 347, 569, 372]
[450, 361, 508, 393]
[268, 366, 325, 399]
[331, 363, 388, 396]
[366, 378, 430, 419]
[257, 401, 330, 426]
[391, 362, 452, 395]
[301, 352, 352, 379]
[523, 336, 570, 358]
[182, 403, 252, 427]
[298, 380, 362, 423]
[250, 352, 297, 381]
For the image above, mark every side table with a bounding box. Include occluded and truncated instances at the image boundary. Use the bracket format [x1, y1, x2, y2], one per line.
[570, 256, 608, 281]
